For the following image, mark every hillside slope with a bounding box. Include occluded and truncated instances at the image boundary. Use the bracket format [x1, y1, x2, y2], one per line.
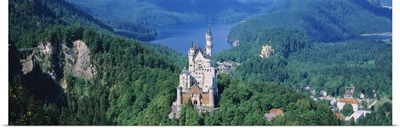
[228, 0, 392, 43]
[65, 0, 281, 25]
[9, 0, 181, 125]
[214, 0, 392, 101]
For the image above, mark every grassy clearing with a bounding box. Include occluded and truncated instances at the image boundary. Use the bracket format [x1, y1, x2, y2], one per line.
[373, 99, 392, 109]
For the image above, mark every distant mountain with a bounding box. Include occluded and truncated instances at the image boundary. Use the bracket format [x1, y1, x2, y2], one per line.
[9, 0, 113, 48]
[228, 0, 392, 43]
[65, 0, 280, 25]
[380, 0, 392, 6]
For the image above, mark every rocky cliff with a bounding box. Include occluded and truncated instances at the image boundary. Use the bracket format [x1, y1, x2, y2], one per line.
[20, 40, 96, 104]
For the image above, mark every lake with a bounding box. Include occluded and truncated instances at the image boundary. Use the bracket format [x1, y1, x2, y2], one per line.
[151, 23, 238, 55]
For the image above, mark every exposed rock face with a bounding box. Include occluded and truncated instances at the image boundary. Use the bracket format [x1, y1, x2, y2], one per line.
[63, 40, 96, 80]
[233, 39, 239, 47]
[21, 53, 34, 75]
[20, 42, 54, 77]
[21, 40, 96, 81]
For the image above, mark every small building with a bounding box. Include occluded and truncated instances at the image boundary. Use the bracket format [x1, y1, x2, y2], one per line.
[359, 93, 365, 99]
[259, 45, 274, 58]
[311, 89, 316, 96]
[337, 98, 359, 112]
[264, 108, 284, 121]
[320, 90, 327, 97]
[344, 90, 353, 98]
[335, 112, 343, 119]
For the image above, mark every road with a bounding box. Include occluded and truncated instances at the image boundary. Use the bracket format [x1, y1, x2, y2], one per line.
[368, 100, 377, 108]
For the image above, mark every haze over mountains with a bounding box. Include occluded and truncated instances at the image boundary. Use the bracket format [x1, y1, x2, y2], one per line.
[65, 0, 287, 25]
[228, 0, 392, 43]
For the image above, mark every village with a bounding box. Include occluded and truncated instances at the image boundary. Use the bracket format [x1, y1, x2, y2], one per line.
[216, 44, 391, 122]
[302, 85, 391, 122]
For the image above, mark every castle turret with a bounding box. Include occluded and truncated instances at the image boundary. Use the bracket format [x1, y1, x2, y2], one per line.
[188, 41, 195, 72]
[209, 87, 214, 108]
[177, 86, 182, 106]
[205, 25, 213, 56]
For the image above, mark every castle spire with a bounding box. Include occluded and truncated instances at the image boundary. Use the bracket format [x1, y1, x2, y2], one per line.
[191, 40, 194, 48]
[205, 25, 213, 56]
[206, 24, 212, 36]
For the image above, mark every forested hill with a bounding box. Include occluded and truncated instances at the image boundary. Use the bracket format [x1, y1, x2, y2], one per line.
[9, 0, 158, 42]
[9, 0, 112, 48]
[228, 0, 392, 43]
[212, 0, 392, 114]
[65, 0, 283, 25]
[9, 0, 181, 125]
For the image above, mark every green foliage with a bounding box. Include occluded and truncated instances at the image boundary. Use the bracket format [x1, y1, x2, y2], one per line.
[9, 0, 182, 125]
[141, 43, 188, 68]
[101, 19, 158, 41]
[214, 27, 311, 63]
[9, 0, 113, 49]
[8, 43, 60, 125]
[285, 40, 391, 97]
[213, 76, 338, 125]
[219, 39, 391, 97]
[356, 102, 392, 125]
[341, 104, 354, 117]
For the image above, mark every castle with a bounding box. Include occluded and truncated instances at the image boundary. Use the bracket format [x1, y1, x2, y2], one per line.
[169, 26, 218, 119]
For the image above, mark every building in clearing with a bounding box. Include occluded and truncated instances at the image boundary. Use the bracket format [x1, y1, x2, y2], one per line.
[259, 45, 274, 58]
[337, 98, 359, 112]
[264, 108, 284, 121]
[335, 113, 343, 119]
[169, 26, 219, 119]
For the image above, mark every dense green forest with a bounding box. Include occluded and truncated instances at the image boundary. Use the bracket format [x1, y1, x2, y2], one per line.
[214, 0, 392, 98]
[224, 39, 392, 98]
[9, 0, 182, 125]
[9, 0, 158, 43]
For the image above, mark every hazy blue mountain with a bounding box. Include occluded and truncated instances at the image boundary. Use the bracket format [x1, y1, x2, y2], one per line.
[65, 0, 287, 25]
[228, 0, 392, 43]
[380, 0, 392, 6]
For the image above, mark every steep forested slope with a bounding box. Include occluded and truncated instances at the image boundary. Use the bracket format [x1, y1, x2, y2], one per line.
[9, 0, 180, 125]
[9, 0, 112, 48]
[228, 0, 392, 43]
[214, 0, 392, 99]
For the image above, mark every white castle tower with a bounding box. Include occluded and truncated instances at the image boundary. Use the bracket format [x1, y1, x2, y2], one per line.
[205, 25, 213, 56]
[169, 26, 218, 119]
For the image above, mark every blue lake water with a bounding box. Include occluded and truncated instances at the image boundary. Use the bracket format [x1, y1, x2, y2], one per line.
[151, 23, 237, 55]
